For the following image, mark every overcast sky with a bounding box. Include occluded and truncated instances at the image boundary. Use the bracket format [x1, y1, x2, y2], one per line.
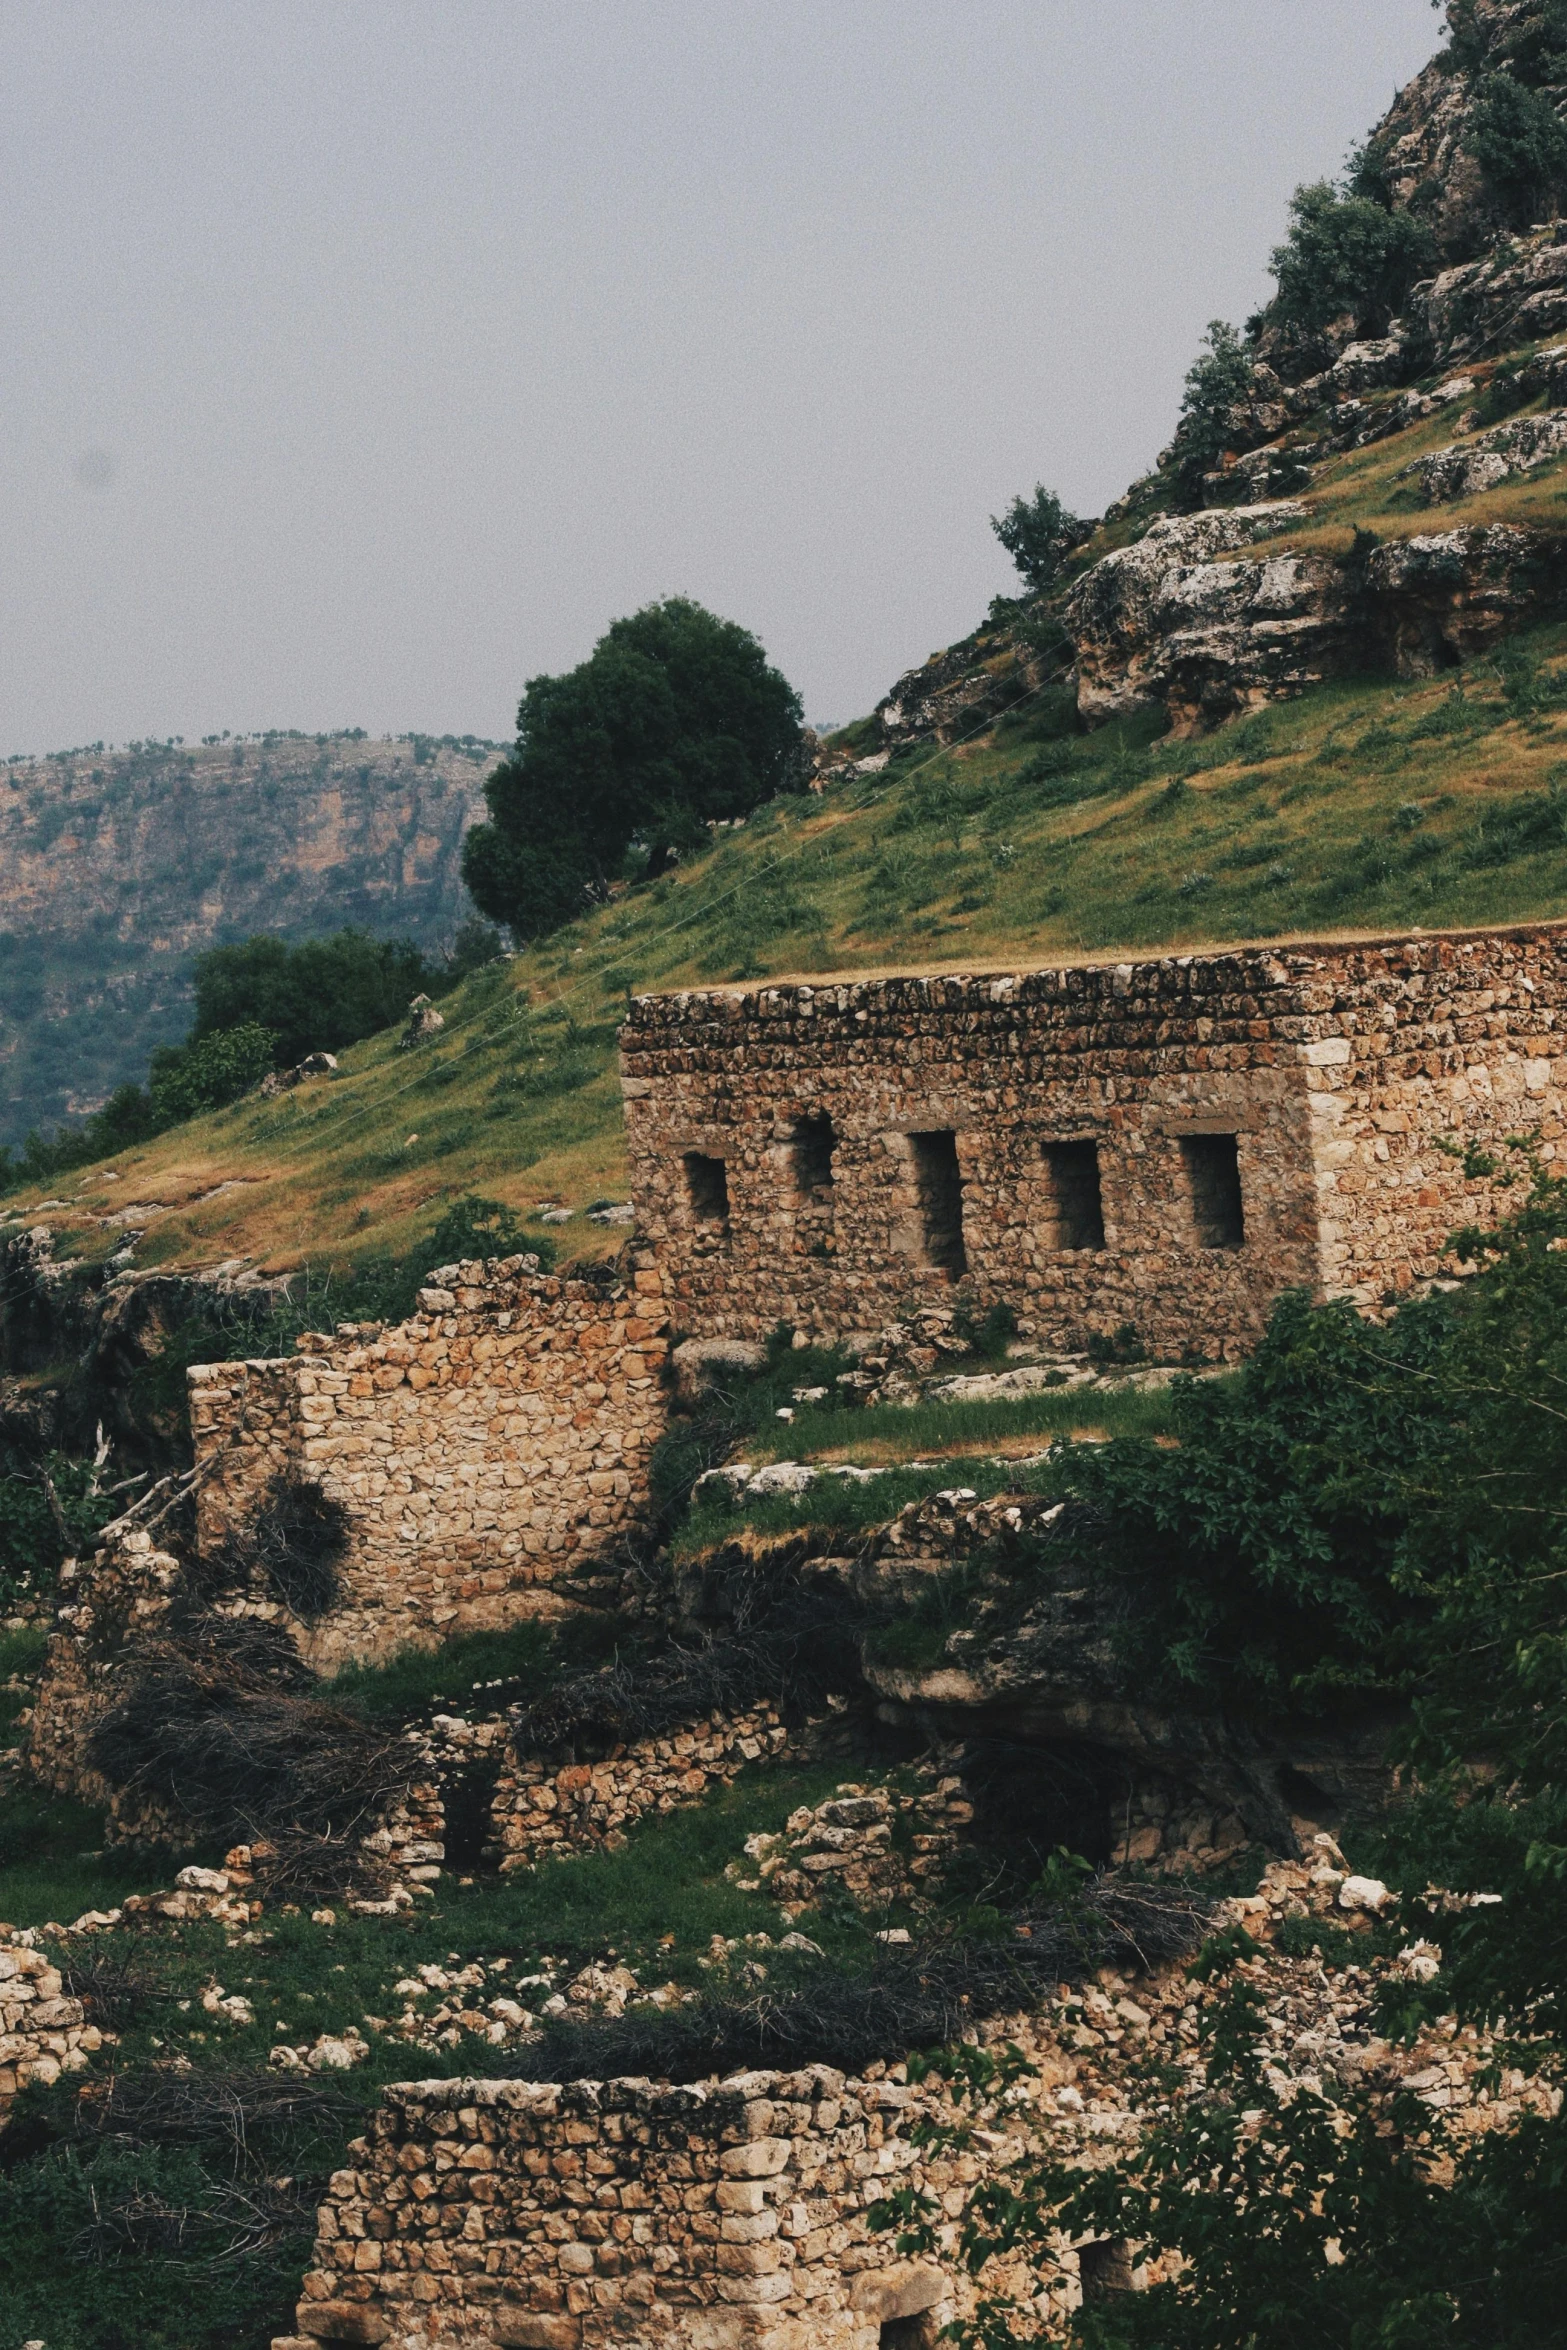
[2, 0, 1439, 752]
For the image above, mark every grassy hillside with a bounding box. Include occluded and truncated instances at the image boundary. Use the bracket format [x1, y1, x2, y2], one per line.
[9, 392, 1567, 1280]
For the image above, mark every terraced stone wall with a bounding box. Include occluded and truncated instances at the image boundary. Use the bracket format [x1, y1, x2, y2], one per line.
[621, 924, 1567, 1360]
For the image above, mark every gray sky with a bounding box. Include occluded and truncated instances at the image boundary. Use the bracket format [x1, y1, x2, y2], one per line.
[2, 1, 1439, 751]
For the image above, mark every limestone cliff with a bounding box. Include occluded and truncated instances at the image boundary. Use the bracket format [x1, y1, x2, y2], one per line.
[0, 731, 496, 1145]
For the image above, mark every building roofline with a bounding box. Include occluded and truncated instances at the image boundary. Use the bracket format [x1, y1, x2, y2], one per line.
[625, 915, 1567, 1012]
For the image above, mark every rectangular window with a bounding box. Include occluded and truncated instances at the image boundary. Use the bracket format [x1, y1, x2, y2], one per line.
[908, 1129, 967, 1275]
[1042, 1140, 1105, 1251]
[1180, 1133, 1244, 1249]
[683, 1151, 730, 1225]
[1078, 2239, 1135, 2301]
[790, 1112, 836, 1199]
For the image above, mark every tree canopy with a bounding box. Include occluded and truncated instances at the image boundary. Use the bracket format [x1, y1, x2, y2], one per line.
[1267, 180, 1437, 338]
[460, 598, 807, 941]
[990, 486, 1085, 597]
[191, 928, 443, 1067]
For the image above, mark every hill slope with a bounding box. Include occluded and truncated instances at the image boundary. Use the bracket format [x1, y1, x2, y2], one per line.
[9, 608, 1567, 1284]
[0, 731, 497, 1145]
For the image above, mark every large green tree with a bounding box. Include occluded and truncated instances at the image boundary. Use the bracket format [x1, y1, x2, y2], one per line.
[461, 597, 807, 941]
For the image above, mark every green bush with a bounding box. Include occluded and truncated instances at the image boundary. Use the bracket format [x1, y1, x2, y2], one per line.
[1169, 320, 1255, 505]
[1266, 180, 1436, 337]
[989, 485, 1085, 596]
[1471, 70, 1567, 224]
[147, 1021, 278, 1123]
[190, 928, 446, 1066]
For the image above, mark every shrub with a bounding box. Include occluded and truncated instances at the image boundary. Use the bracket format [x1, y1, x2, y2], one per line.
[1266, 180, 1436, 337]
[1470, 71, 1567, 226]
[190, 928, 443, 1066]
[1168, 320, 1255, 504]
[989, 486, 1086, 597]
[146, 1021, 278, 1123]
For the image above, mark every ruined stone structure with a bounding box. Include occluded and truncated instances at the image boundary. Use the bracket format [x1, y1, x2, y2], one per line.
[621, 923, 1567, 1360]
[272, 2062, 1037, 2350]
[493, 1709, 808, 1875]
[188, 1255, 671, 1666]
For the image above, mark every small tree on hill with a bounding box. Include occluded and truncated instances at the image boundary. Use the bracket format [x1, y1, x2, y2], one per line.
[990, 485, 1085, 597]
[1267, 180, 1436, 337]
[461, 598, 807, 942]
[1167, 320, 1256, 505]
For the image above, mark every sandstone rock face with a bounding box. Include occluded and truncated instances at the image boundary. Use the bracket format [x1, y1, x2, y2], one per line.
[1062, 502, 1329, 730]
[1420, 228, 1567, 367]
[875, 625, 1051, 750]
[0, 731, 492, 1147]
[1361, 524, 1567, 669]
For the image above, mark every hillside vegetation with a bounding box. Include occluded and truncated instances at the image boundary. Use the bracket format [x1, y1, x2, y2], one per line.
[9, 600, 1567, 1277]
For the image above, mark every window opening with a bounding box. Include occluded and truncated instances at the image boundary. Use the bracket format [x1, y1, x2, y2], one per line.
[880, 2319, 939, 2350]
[1180, 1133, 1244, 1249]
[908, 1130, 967, 1275]
[790, 1112, 836, 1198]
[683, 1151, 730, 1225]
[1078, 2239, 1135, 2301]
[1042, 1140, 1105, 1251]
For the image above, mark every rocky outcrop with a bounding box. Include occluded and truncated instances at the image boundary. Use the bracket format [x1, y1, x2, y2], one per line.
[1063, 504, 1567, 731]
[1062, 502, 1337, 730]
[1417, 403, 1567, 498]
[875, 623, 1055, 749]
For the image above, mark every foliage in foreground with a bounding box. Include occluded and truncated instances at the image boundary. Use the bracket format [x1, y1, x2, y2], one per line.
[866, 1161, 1567, 2343]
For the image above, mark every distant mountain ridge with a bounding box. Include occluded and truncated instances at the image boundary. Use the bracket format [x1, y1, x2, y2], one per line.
[0, 731, 498, 1145]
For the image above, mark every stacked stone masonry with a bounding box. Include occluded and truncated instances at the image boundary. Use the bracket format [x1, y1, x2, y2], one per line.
[0, 1940, 102, 2115]
[493, 1710, 810, 1875]
[274, 1847, 1557, 2350]
[621, 923, 1567, 1358]
[189, 1256, 671, 1666]
[275, 2063, 1023, 2350]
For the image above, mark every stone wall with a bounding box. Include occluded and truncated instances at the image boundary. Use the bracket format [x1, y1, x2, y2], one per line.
[0, 1939, 102, 2115]
[189, 1254, 672, 1667]
[621, 923, 1567, 1359]
[272, 2062, 1021, 2350]
[493, 1709, 809, 1875]
[272, 1842, 1557, 2350]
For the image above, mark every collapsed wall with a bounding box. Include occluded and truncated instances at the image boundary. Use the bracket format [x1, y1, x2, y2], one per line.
[188, 1254, 672, 1667]
[622, 924, 1567, 1359]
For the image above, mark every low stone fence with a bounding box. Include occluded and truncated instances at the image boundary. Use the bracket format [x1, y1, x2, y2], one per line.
[272, 2062, 1023, 2350]
[492, 1708, 818, 1874]
[0, 1941, 103, 2116]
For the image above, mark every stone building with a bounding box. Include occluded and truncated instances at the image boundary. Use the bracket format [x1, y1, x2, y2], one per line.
[621, 922, 1567, 1360]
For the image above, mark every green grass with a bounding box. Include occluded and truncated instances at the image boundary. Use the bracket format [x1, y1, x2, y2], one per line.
[673, 1458, 1053, 1557]
[319, 1614, 621, 1725]
[0, 1787, 175, 1929]
[751, 1379, 1186, 1465]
